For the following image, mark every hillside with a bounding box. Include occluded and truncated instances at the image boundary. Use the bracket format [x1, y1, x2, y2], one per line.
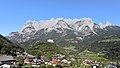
[78, 49, 107, 61]
[26, 42, 66, 58]
[0, 34, 23, 55]
[88, 36, 120, 60]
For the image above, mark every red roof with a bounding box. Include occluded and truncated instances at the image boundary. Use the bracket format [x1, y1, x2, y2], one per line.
[50, 59, 57, 64]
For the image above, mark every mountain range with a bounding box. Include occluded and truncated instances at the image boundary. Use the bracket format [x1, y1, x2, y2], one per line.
[7, 18, 119, 47]
[6, 18, 120, 59]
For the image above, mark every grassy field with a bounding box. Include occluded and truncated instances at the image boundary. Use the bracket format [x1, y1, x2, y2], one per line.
[78, 49, 107, 61]
[100, 38, 120, 42]
[64, 46, 77, 51]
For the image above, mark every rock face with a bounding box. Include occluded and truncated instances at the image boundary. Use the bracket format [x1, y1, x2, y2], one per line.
[7, 18, 120, 49]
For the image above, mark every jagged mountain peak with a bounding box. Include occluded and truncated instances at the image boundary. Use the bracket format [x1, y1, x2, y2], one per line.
[105, 21, 114, 26]
[73, 18, 97, 34]
[98, 21, 114, 29]
[25, 20, 35, 24]
[79, 18, 93, 23]
[19, 20, 36, 34]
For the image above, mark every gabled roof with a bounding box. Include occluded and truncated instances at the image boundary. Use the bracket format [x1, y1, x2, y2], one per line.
[0, 55, 14, 61]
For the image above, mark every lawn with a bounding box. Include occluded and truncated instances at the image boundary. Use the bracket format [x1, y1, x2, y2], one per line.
[64, 46, 77, 51]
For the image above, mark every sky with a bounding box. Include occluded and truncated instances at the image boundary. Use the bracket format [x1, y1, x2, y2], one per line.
[0, 0, 120, 36]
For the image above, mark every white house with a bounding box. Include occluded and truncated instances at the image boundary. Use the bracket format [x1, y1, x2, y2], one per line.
[47, 39, 54, 43]
[1, 64, 10, 68]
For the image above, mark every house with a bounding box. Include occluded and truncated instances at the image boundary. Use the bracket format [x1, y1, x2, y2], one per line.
[24, 57, 33, 64]
[61, 59, 71, 64]
[82, 59, 93, 65]
[55, 54, 65, 59]
[31, 63, 40, 67]
[92, 65, 100, 68]
[0, 55, 17, 65]
[106, 64, 118, 68]
[47, 39, 54, 43]
[0, 64, 11, 68]
[50, 59, 58, 65]
[40, 56, 48, 63]
[32, 58, 41, 65]
[61, 59, 68, 63]
[0, 55, 19, 68]
[50, 59, 58, 66]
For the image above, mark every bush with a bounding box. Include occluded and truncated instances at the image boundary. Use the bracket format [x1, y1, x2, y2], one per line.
[16, 57, 24, 65]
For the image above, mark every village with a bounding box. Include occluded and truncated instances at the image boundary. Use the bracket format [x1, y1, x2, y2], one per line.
[0, 51, 120, 68]
[0, 40, 120, 68]
[0, 38, 120, 68]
